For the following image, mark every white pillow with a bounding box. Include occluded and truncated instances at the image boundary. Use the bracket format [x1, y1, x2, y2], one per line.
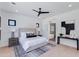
[20, 32, 35, 38]
[26, 32, 34, 34]
[20, 32, 26, 38]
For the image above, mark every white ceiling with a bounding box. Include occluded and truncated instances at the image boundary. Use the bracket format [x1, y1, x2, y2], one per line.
[0, 2, 79, 18]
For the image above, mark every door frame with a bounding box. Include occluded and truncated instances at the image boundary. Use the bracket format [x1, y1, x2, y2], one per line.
[0, 16, 1, 40]
[49, 23, 56, 42]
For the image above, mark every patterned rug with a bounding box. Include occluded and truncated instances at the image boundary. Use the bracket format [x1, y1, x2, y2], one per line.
[14, 43, 55, 57]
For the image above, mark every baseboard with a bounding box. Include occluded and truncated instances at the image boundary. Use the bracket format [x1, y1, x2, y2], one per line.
[0, 42, 8, 48]
[59, 44, 77, 49]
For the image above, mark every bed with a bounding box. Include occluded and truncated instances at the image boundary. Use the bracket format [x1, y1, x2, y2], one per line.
[19, 28, 48, 52]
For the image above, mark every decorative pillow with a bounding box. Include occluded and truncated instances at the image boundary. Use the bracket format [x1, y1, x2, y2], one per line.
[26, 33, 37, 38]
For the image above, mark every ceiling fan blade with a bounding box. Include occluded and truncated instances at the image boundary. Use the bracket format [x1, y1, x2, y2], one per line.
[38, 13, 40, 16]
[32, 9, 38, 13]
[41, 12, 49, 13]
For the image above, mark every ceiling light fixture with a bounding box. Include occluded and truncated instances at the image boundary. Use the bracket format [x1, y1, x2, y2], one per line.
[68, 4, 72, 7]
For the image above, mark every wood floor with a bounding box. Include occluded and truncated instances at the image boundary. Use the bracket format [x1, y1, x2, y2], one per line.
[0, 46, 15, 57]
[0, 42, 79, 57]
[41, 44, 79, 57]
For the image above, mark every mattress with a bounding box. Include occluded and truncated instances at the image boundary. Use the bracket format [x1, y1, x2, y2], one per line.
[19, 36, 48, 51]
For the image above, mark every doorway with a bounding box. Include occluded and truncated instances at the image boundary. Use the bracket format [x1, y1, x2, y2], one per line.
[49, 23, 56, 42]
[0, 16, 1, 40]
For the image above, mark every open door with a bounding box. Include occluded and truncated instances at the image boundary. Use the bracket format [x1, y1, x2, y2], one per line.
[0, 16, 1, 40]
[49, 23, 56, 41]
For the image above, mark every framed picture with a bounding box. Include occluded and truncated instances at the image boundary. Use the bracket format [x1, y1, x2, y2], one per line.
[8, 19, 16, 26]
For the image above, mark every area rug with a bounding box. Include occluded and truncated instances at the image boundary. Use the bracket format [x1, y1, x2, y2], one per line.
[14, 43, 55, 57]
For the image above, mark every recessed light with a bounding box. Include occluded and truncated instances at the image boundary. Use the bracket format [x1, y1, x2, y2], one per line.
[68, 4, 72, 7]
[16, 10, 18, 12]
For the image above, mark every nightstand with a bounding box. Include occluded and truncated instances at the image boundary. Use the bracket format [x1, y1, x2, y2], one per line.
[8, 37, 19, 47]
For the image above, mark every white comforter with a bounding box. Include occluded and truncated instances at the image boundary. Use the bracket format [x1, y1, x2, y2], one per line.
[19, 36, 48, 51]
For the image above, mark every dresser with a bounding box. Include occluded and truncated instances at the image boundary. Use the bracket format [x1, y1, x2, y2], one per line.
[57, 36, 79, 50]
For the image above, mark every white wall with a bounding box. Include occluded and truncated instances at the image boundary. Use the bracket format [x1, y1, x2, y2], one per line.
[0, 9, 79, 48]
[0, 10, 38, 47]
[41, 9, 79, 48]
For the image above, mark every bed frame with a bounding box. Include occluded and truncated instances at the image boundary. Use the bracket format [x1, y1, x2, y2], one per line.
[18, 28, 37, 37]
[18, 28, 48, 52]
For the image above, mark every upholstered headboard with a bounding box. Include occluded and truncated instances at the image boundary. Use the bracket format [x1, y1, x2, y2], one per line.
[18, 28, 37, 37]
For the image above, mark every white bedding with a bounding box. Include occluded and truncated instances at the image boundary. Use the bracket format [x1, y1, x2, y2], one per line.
[19, 36, 48, 51]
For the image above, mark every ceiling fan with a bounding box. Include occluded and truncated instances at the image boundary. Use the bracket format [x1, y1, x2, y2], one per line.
[32, 8, 50, 16]
[11, 2, 16, 5]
